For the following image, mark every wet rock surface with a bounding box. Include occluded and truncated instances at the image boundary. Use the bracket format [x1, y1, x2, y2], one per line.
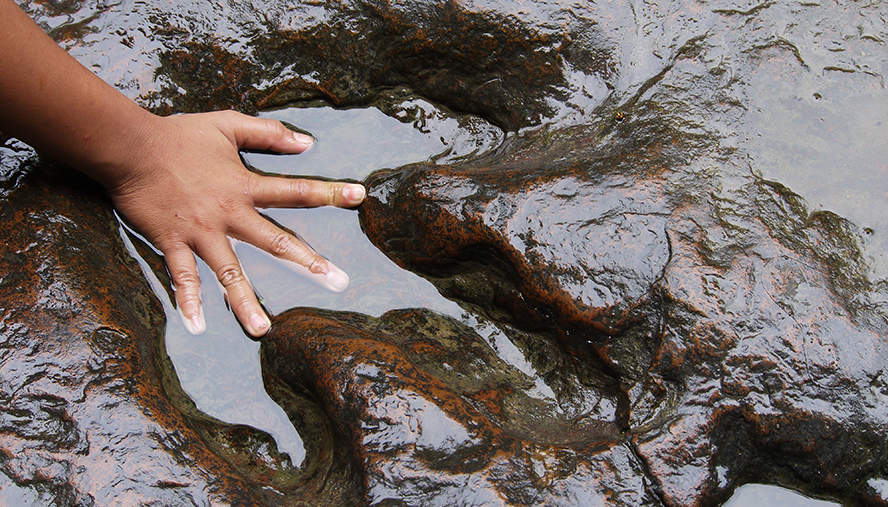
[0, 163, 263, 505]
[356, 114, 888, 505]
[3, 0, 888, 505]
[263, 308, 659, 506]
[0, 159, 364, 505]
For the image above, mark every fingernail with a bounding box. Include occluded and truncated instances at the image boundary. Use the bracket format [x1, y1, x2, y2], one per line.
[180, 306, 206, 335]
[344, 184, 366, 203]
[249, 312, 271, 335]
[293, 131, 315, 149]
[190, 316, 206, 334]
[326, 265, 350, 292]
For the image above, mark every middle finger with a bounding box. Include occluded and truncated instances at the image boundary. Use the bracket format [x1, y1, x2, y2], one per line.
[231, 212, 350, 293]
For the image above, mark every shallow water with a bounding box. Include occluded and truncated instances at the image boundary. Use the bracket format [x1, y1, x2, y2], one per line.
[8, 0, 887, 502]
[744, 58, 888, 279]
[135, 101, 507, 465]
[123, 102, 855, 506]
[723, 484, 840, 507]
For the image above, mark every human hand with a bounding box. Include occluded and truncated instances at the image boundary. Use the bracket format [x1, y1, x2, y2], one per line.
[1, 0, 366, 336]
[103, 110, 366, 337]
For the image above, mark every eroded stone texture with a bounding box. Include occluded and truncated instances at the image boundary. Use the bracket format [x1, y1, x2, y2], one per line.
[0, 158, 361, 506]
[3, 0, 888, 505]
[86, 0, 594, 130]
[360, 123, 679, 382]
[353, 121, 888, 506]
[639, 180, 888, 506]
[0, 160, 246, 504]
[263, 308, 662, 506]
[352, 49, 888, 507]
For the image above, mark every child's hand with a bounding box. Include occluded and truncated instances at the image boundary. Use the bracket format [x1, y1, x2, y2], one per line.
[1, 0, 367, 336]
[107, 110, 366, 336]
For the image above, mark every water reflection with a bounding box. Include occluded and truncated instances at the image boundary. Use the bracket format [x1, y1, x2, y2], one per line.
[153, 102, 495, 464]
[743, 28, 888, 280]
[0, 472, 52, 505]
[723, 484, 840, 507]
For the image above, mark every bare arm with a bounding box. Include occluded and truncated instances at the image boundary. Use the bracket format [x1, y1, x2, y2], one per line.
[0, 0, 365, 337]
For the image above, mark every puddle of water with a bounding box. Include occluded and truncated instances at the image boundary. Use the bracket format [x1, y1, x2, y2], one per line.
[246, 105, 446, 181]
[140, 102, 496, 464]
[722, 484, 840, 507]
[745, 61, 888, 280]
[235, 105, 473, 319]
[118, 103, 863, 507]
[0, 472, 53, 506]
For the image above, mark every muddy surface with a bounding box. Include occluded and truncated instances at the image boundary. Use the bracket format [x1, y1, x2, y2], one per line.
[2, 0, 888, 505]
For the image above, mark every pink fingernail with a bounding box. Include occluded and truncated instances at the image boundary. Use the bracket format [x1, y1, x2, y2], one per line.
[326, 266, 349, 292]
[344, 184, 366, 202]
[293, 131, 315, 149]
[190, 316, 206, 334]
[250, 312, 271, 335]
[180, 306, 206, 335]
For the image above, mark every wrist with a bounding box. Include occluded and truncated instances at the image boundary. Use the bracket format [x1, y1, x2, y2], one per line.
[75, 105, 165, 193]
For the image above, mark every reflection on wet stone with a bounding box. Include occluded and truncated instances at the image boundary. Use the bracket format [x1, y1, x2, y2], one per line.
[262, 308, 658, 505]
[353, 102, 888, 504]
[0, 166, 264, 505]
[3, 0, 888, 505]
[150, 0, 581, 128]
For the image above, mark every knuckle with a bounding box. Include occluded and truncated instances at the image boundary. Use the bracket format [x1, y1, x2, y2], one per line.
[242, 172, 261, 199]
[177, 290, 202, 308]
[216, 264, 245, 288]
[172, 270, 201, 289]
[268, 119, 288, 137]
[305, 255, 328, 275]
[289, 178, 312, 198]
[209, 109, 234, 128]
[268, 232, 293, 258]
[218, 109, 239, 122]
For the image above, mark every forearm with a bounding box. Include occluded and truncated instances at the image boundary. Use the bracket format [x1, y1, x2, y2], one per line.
[1, 0, 366, 337]
[0, 0, 155, 187]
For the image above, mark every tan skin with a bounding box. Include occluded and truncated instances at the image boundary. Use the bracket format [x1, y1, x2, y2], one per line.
[0, 0, 366, 337]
